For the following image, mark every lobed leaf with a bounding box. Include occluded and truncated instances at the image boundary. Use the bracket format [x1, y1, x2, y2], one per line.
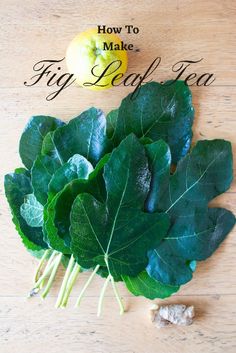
[158, 139, 233, 219]
[70, 135, 170, 277]
[70, 193, 169, 277]
[146, 139, 234, 286]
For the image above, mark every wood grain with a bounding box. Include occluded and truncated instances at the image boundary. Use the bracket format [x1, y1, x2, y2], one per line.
[1, 296, 236, 353]
[0, 0, 235, 352]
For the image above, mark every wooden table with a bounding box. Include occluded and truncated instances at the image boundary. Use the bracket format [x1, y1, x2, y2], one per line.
[0, 1, 235, 352]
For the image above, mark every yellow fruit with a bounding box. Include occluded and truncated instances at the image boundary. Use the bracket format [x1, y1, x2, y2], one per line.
[66, 28, 128, 91]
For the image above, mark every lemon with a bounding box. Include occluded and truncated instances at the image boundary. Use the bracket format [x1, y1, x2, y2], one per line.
[66, 28, 128, 91]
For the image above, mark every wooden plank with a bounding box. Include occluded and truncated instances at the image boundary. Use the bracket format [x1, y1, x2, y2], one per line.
[1, 86, 236, 118]
[0, 296, 236, 353]
[0, 0, 236, 86]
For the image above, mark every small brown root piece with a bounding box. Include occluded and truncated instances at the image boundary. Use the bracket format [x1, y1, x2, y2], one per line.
[150, 304, 195, 328]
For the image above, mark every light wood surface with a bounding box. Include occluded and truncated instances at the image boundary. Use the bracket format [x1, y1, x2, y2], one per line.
[0, 1, 236, 352]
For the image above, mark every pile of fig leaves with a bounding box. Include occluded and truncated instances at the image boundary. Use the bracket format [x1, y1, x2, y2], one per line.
[5, 80, 235, 315]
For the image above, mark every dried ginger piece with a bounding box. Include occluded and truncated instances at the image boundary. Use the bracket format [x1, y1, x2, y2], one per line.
[150, 304, 195, 328]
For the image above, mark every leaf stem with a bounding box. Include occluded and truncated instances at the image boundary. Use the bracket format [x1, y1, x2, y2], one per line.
[39, 250, 58, 289]
[110, 276, 125, 315]
[32, 255, 59, 289]
[33, 249, 50, 283]
[75, 265, 100, 308]
[60, 263, 81, 308]
[97, 275, 111, 317]
[104, 254, 124, 315]
[45, 250, 58, 268]
[55, 255, 75, 308]
[41, 253, 63, 299]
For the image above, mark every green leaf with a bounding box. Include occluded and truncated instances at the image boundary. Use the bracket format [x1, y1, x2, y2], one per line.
[147, 242, 193, 286]
[20, 194, 44, 227]
[112, 81, 194, 163]
[43, 108, 111, 166]
[31, 155, 62, 205]
[71, 194, 169, 277]
[48, 154, 93, 201]
[106, 109, 118, 138]
[70, 135, 170, 277]
[104, 134, 151, 208]
[147, 208, 235, 285]
[43, 154, 109, 254]
[145, 140, 171, 213]
[19, 115, 64, 169]
[4, 169, 47, 250]
[163, 207, 236, 261]
[158, 139, 233, 219]
[146, 140, 234, 286]
[122, 271, 179, 299]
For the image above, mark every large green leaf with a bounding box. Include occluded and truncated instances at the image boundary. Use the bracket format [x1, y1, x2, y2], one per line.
[122, 271, 179, 299]
[70, 134, 170, 277]
[71, 194, 169, 277]
[48, 154, 93, 201]
[158, 139, 233, 219]
[147, 207, 235, 285]
[145, 140, 171, 213]
[112, 81, 194, 163]
[31, 155, 61, 205]
[43, 108, 111, 166]
[4, 169, 47, 250]
[19, 116, 64, 169]
[146, 139, 234, 286]
[43, 154, 109, 253]
[163, 207, 235, 261]
[20, 194, 44, 227]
